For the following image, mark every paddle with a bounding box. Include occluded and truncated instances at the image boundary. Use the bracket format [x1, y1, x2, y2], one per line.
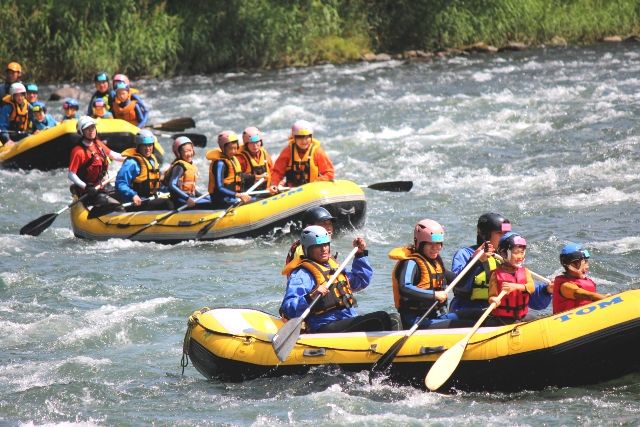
[87, 192, 170, 219]
[125, 192, 210, 239]
[493, 254, 551, 284]
[272, 247, 359, 362]
[147, 117, 195, 132]
[368, 249, 485, 382]
[195, 178, 265, 240]
[20, 177, 115, 236]
[425, 289, 508, 391]
[360, 181, 412, 192]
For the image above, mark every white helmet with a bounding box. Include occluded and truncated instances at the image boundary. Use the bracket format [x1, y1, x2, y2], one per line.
[76, 116, 97, 135]
[9, 82, 26, 96]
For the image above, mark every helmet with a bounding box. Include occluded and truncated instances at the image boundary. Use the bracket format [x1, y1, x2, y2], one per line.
[76, 116, 97, 135]
[414, 219, 444, 250]
[477, 212, 511, 243]
[302, 207, 335, 227]
[93, 98, 106, 107]
[31, 101, 46, 113]
[94, 71, 109, 82]
[242, 126, 262, 144]
[26, 83, 38, 93]
[9, 83, 26, 95]
[172, 136, 193, 157]
[135, 129, 156, 146]
[300, 225, 331, 257]
[560, 243, 590, 266]
[114, 82, 129, 92]
[497, 231, 527, 254]
[6, 62, 21, 73]
[291, 120, 313, 137]
[63, 98, 80, 109]
[217, 130, 239, 150]
[112, 74, 130, 85]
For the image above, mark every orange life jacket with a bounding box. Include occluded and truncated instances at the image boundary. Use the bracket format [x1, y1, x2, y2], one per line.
[206, 148, 243, 195]
[112, 99, 138, 125]
[164, 159, 197, 195]
[239, 146, 271, 188]
[389, 247, 445, 312]
[284, 137, 320, 186]
[3, 95, 30, 131]
[121, 148, 161, 197]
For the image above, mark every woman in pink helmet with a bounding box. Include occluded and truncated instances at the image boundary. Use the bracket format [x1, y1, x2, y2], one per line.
[389, 219, 460, 329]
[268, 120, 334, 194]
[206, 131, 254, 209]
[163, 136, 211, 208]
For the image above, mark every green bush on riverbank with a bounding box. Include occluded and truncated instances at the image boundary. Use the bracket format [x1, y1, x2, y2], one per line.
[1, 0, 638, 82]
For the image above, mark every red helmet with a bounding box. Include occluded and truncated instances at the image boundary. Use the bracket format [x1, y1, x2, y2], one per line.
[172, 136, 193, 158]
[218, 130, 239, 150]
[242, 126, 262, 144]
[414, 219, 444, 249]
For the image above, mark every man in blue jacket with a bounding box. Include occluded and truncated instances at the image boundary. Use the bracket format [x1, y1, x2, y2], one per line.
[279, 225, 393, 333]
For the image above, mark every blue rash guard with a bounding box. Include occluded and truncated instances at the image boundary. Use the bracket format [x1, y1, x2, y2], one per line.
[167, 163, 211, 207]
[109, 92, 149, 128]
[115, 157, 161, 202]
[31, 114, 57, 132]
[450, 244, 552, 312]
[280, 255, 373, 332]
[0, 102, 31, 142]
[211, 159, 255, 207]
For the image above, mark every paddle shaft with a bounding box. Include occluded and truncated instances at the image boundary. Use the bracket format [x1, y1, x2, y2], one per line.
[195, 178, 265, 240]
[368, 249, 485, 377]
[493, 254, 551, 284]
[425, 289, 508, 391]
[126, 192, 210, 239]
[272, 247, 359, 362]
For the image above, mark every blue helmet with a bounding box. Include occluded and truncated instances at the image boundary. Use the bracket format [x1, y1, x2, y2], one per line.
[26, 83, 38, 93]
[560, 243, 590, 266]
[31, 101, 46, 113]
[300, 225, 331, 257]
[135, 129, 156, 145]
[63, 98, 79, 109]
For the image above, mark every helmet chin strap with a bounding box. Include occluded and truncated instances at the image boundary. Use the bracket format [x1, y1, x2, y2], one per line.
[567, 263, 586, 278]
[505, 249, 525, 267]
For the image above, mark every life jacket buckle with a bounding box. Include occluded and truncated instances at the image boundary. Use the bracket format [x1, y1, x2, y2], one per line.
[242, 336, 255, 345]
[369, 344, 378, 353]
[510, 327, 521, 337]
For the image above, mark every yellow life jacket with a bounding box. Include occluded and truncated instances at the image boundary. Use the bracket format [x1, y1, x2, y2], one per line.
[112, 99, 138, 125]
[121, 148, 161, 197]
[285, 137, 320, 186]
[164, 159, 198, 195]
[470, 256, 499, 301]
[239, 146, 271, 187]
[206, 148, 243, 195]
[389, 247, 445, 311]
[290, 257, 355, 316]
[4, 96, 30, 132]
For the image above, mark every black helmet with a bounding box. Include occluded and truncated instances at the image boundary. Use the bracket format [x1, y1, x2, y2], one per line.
[302, 207, 335, 227]
[477, 212, 511, 244]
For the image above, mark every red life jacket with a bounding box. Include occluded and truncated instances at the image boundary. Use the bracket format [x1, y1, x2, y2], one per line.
[552, 275, 597, 314]
[492, 267, 530, 320]
[74, 140, 109, 190]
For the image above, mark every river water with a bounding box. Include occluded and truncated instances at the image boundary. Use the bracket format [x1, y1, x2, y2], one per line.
[2, 43, 640, 425]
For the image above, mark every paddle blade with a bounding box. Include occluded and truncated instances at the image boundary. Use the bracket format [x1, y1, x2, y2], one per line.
[172, 133, 207, 147]
[369, 334, 410, 382]
[271, 317, 304, 362]
[20, 213, 57, 236]
[425, 339, 466, 391]
[87, 203, 122, 219]
[151, 117, 195, 132]
[367, 181, 413, 192]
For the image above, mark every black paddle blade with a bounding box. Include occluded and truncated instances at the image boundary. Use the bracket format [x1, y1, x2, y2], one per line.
[151, 117, 196, 132]
[172, 133, 207, 147]
[19, 213, 57, 236]
[87, 203, 123, 219]
[368, 334, 410, 383]
[367, 181, 413, 192]
[272, 317, 304, 362]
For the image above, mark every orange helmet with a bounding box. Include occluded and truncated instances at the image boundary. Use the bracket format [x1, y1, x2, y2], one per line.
[7, 62, 21, 73]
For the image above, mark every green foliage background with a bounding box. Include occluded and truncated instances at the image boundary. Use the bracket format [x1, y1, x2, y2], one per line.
[1, 0, 638, 82]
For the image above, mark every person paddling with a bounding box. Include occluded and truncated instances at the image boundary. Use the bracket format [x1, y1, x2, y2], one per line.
[115, 130, 173, 211]
[67, 116, 124, 207]
[207, 131, 254, 209]
[269, 120, 334, 194]
[279, 225, 393, 333]
[553, 243, 608, 314]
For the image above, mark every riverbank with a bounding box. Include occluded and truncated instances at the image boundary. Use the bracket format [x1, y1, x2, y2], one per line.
[2, 0, 639, 82]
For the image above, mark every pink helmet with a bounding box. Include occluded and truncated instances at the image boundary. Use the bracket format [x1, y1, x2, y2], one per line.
[242, 126, 262, 144]
[172, 136, 193, 157]
[414, 219, 444, 249]
[9, 82, 26, 95]
[218, 130, 239, 150]
[291, 120, 313, 137]
[112, 73, 130, 85]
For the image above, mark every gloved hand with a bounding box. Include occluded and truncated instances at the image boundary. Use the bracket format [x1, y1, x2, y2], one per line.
[85, 185, 98, 197]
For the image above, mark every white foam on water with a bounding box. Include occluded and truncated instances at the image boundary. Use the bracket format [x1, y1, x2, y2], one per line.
[589, 236, 640, 255]
[559, 187, 640, 208]
[472, 71, 493, 82]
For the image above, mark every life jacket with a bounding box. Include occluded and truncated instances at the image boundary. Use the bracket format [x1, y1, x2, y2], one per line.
[90, 91, 112, 112]
[3, 96, 30, 132]
[164, 159, 197, 195]
[206, 148, 243, 195]
[75, 140, 109, 189]
[492, 267, 530, 320]
[112, 99, 138, 125]
[389, 247, 445, 312]
[121, 148, 161, 197]
[239, 146, 271, 188]
[470, 256, 500, 301]
[284, 137, 320, 186]
[295, 257, 356, 316]
[552, 275, 597, 314]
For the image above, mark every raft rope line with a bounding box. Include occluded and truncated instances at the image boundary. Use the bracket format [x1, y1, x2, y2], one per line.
[97, 214, 211, 228]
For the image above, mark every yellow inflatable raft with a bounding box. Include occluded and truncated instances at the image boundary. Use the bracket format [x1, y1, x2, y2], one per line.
[0, 118, 164, 170]
[70, 180, 366, 243]
[182, 290, 640, 391]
